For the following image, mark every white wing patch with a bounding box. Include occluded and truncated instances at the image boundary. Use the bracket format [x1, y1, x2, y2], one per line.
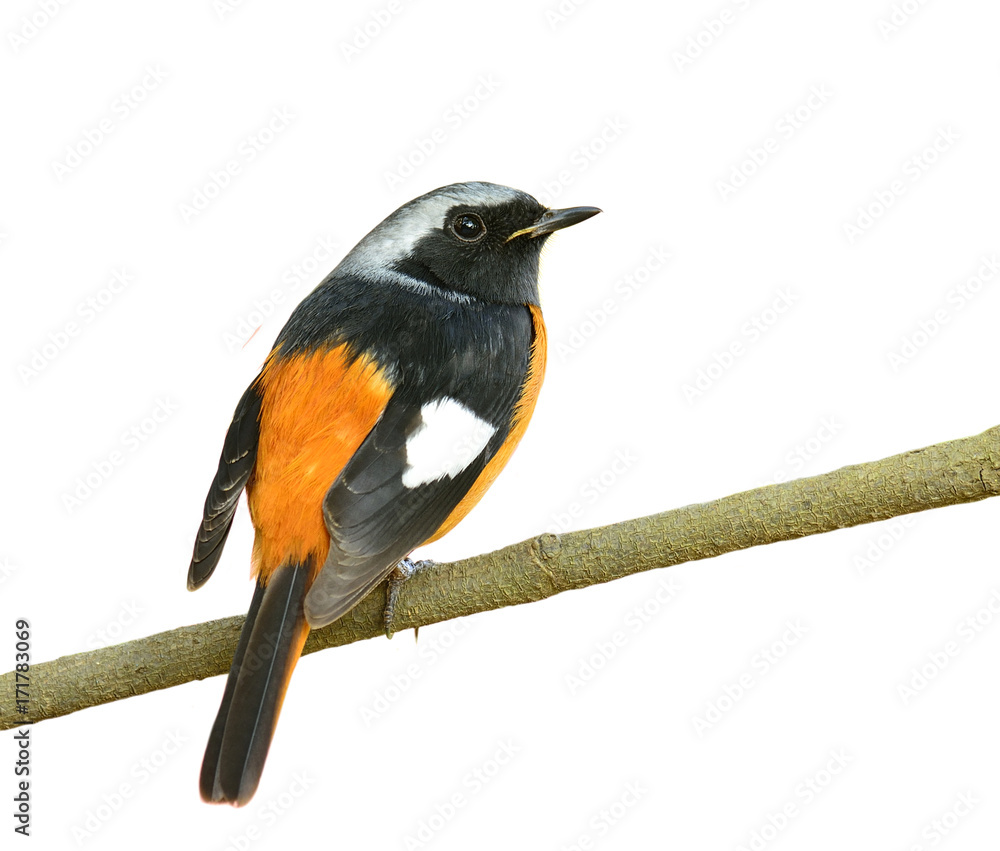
[402, 397, 496, 489]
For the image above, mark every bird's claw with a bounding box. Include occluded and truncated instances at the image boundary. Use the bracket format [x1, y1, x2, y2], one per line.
[384, 558, 433, 639]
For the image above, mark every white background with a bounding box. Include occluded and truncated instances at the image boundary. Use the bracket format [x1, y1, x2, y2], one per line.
[3, 1, 999, 848]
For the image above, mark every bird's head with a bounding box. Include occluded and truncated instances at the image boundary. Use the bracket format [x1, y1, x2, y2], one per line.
[337, 181, 600, 305]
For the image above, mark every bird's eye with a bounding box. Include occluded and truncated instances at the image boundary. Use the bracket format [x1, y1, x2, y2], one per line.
[451, 213, 485, 242]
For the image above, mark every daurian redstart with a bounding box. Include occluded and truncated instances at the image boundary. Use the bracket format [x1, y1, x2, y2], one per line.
[188, 181, 599, 805]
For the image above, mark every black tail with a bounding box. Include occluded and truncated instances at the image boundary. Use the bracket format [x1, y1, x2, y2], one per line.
[199, 563, 311, 806]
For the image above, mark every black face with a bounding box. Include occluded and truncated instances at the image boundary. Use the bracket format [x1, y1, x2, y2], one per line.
[394, 196, 551, 306]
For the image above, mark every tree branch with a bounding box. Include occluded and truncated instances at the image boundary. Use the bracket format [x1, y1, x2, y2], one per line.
[3, 425, 998, 731]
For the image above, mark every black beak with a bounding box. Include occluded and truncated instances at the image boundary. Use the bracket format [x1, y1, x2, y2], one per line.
[508, 205, 602, 241]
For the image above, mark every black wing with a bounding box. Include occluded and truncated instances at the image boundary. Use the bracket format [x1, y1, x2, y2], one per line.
[187, 381, 263, 590]
[303, 303, 534, 627]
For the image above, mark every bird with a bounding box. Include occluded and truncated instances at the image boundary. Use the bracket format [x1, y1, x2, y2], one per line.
[187, 181, 600, 806]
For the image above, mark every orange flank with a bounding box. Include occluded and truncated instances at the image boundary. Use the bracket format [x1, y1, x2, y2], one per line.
[248, 344, 394, 581]
[426, 304, 547, 543]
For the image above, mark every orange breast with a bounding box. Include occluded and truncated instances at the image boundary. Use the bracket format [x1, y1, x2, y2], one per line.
[424, 304, 547, 544]
[247, 345, 394, 582]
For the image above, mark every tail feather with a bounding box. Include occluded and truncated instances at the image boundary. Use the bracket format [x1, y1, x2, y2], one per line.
[199, 563, 311, 806]
[198, 579, 267, 800]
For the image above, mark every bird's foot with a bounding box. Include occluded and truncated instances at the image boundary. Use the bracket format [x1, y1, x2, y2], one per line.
[384, 558, 434, 639]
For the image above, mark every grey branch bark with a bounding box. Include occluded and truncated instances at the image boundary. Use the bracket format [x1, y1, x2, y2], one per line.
[2, 425, 998, 731]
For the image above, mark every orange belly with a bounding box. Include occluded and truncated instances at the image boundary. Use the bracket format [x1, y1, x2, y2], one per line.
[247, 345, 394, 581]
